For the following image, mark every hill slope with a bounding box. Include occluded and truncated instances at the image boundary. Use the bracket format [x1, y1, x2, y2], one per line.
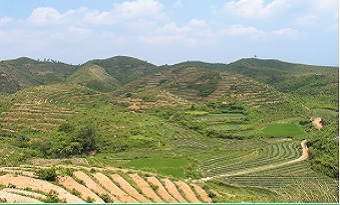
[0, 57, 78, 93]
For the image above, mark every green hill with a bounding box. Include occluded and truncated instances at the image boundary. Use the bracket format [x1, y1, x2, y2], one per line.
[0, 57, 78, 93]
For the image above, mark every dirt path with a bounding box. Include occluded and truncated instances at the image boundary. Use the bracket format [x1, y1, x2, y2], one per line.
[199, 140, 309, 181]
[111, 174, 150, 203]
[0, 189, 42, 203]
[161, 178, 187, 203]
[146, 176, 178, 203]
[0, 174, 84, 203]
[58, 175, 104, 203]
[129, 173, 164, 203]
[175, 181, 201, 203]
[92, 173, 135, 203]
[190, 184, 212, 203]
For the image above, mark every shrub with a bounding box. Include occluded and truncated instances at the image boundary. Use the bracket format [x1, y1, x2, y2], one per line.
[85, 196, 94, 203]
[99, 194, 113, 203]
[35, 167, 57, 181]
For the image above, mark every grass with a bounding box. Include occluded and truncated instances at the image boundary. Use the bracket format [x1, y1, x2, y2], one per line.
[121, 158, 190, 178]
[262, 123, 307, 137]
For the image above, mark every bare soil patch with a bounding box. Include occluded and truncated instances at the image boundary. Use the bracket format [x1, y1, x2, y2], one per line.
[58, 175, 104, 203]
[146, 176, 178, 203]
[175, 181, 201, 203]
[129, 173, 163, 203]
[161, 178, 187, 203]
[111, 174, 150, 203]
[0, 189, 42, 203]
[312, 117, 323, 130]
[92, 172, 135, 203]
[73, 171, 107, 195]
[2, 188, 47, 200]
[0, 174, 84, 203]
[190, 184, 212, 203]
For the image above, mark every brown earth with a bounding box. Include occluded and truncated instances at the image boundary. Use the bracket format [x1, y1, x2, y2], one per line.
[2, 188, 47, 200]
[0, 190, 42, 203]
[111, 174, 150, 203]
[190, 184, 212, 203]
[92, 172, 135, 203]
[146, 176, 178, 203]
[129, 173, 163, 203]
[73, 171, 108, 195]
[175, 181, 201, 203]
[57, 175, 104, 203]
[0, 174, 84, 203]
[312, 117, 323, 130]
[161, 178, 187, 203]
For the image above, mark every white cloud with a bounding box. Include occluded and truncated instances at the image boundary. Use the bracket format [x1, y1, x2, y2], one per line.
[188, 18, 206, 27]
[28, 7, 76, 25]
[312, 0, 338, 12]
[221, 0, 293, 18]
[271, 28, 299, 36]
[220, 25, 265, 38]
[113, 0, 164, 19]
[295, 15, 319, 26]
[0, 16, 12, 26]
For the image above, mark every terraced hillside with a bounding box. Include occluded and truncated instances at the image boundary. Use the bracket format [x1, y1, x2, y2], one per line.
[0, 56, 338, 203]
[0, 84, 102, 132]
[0, 166, 212, 203]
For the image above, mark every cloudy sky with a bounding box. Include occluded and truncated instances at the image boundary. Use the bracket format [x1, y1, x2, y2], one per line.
[0, 0, 338, 66]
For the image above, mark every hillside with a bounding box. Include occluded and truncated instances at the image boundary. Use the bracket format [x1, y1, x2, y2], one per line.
[0, 56, 338, 203]
[0, 57, 78, 93]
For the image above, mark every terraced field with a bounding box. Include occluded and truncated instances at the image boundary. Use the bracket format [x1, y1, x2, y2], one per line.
[0, 84, 101, 132]
[0, 166, 213, 203]
[199, 141, 301, 178]
[207, 72, 287, 107]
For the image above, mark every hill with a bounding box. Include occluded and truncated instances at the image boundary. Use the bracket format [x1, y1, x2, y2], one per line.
[0, 57, 78, 93]
[0, 56, 338, 203]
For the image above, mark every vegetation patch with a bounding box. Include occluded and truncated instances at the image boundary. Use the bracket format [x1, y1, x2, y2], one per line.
[262, 123, 306, 137]
[122, 158, 189, 178]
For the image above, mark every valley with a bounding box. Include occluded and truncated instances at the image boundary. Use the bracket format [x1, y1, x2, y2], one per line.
[0, 56, 338, 203]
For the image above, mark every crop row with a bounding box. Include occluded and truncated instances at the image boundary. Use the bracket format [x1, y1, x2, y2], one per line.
[0, 167, 212, 203]
[199, 141, 301, 177]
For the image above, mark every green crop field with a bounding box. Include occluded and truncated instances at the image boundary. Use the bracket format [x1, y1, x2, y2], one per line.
[262, 123, 307, 137]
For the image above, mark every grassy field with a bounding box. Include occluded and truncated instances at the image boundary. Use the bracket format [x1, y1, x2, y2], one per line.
[262, 123, 307, 137]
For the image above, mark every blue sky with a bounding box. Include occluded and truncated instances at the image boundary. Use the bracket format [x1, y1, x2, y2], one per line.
[0, 0, 338, 66]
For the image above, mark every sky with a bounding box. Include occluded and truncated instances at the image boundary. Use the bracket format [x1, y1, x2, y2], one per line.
[0, 0, 338, 66]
